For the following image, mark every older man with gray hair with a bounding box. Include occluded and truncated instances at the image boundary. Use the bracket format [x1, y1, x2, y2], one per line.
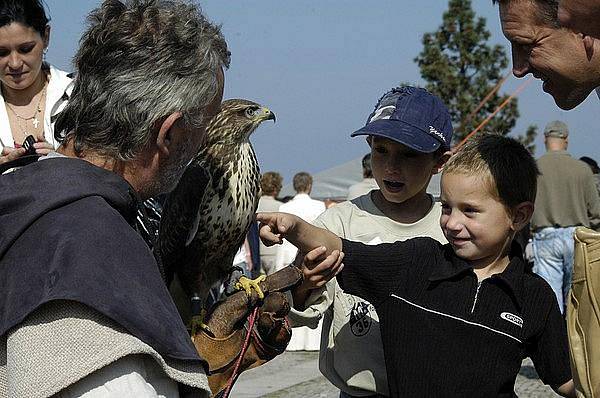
[0, 1, 229, 397]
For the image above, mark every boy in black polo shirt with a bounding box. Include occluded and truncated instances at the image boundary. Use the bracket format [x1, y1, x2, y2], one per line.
[258, 134, 575, 397]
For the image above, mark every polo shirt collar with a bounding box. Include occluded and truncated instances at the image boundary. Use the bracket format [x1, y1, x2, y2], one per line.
[428, 244, 472, 281]
[428, 242, 526, 309]
[492, 255, 526, 309]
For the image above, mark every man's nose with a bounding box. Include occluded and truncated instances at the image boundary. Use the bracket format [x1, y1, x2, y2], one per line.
[511, 44, 531, 78]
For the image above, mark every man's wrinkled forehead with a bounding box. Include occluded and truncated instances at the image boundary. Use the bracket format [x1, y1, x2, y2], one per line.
[499, 0, 546, 28]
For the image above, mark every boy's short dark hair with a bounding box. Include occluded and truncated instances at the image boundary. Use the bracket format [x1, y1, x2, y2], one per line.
[444, 133, 539, 208]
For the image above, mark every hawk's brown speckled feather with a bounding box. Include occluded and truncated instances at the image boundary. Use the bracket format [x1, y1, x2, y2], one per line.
[157, 99, 275, 309]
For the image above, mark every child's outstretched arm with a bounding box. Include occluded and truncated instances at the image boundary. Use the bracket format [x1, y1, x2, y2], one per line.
[257, 212, 342, 254]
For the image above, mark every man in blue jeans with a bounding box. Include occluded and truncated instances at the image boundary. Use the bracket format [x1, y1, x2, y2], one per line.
[531, 121, 600, 313]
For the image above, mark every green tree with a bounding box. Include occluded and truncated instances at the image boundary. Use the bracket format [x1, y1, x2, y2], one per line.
[414, 0, 536, 147]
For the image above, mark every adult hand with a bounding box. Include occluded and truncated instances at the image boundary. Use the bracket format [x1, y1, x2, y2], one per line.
[33, 141, 54, 156]
[0, 146, 27, 165]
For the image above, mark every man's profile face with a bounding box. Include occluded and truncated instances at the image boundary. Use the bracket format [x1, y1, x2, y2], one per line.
[150, 69, 225, 196]
[558, 0, 600, 39]
[499, 0, 599, 109]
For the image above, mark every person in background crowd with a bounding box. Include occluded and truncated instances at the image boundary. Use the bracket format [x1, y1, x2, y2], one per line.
[0, 0, 73, 167]
[288, 86, 451, 397]
[530, 121, 600, 313]
[347, 153, 380, 200]
[276, 171, 326, 351]
[257, 171, 284, 275]
[0, 0, 229, 396]
[494, 0, 600, 110]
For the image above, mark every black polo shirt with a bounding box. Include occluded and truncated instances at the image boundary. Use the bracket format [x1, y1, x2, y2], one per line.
[338, 237, 571, 397]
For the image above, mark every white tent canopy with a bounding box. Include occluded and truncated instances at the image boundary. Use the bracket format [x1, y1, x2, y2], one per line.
[279, 156, 441, 201]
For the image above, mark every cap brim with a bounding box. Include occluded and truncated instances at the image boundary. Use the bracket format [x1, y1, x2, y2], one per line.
[351, 119, 444, 153]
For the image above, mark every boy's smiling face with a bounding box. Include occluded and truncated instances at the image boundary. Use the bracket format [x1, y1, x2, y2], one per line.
[370, 136, 441, 204]
[440, 172, 514, 268]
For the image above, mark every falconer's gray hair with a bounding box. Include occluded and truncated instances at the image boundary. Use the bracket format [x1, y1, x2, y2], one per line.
[55, 0, 230, 160]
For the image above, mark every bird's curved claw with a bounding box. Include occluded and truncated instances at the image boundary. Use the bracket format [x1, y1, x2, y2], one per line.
[190, 309, 214, 340]
[234, 275, 267, 300]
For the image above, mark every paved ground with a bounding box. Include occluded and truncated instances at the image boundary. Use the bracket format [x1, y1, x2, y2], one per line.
[231, 352, 558, 397]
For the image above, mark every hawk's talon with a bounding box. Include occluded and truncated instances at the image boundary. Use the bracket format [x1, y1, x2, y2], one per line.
[235, 275, 267, 299]
[190, 309, 214, 341]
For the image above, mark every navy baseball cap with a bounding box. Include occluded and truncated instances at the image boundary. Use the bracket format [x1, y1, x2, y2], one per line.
[351, 86, 453, 153]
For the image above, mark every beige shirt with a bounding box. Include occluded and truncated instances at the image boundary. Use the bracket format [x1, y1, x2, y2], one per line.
[347, 178, 379, 201]
[288, 192, 446, 396]
[257, 196, 284, 275]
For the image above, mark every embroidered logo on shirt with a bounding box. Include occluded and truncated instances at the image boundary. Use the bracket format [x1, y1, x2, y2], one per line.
[500, 312, 523, 328]
[349, 301, 373, 336]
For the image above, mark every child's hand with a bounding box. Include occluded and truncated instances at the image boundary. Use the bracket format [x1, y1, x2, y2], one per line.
[300, 246, 344, 290]
[292, 246, 344, 310]
[256, 212, 301, 246]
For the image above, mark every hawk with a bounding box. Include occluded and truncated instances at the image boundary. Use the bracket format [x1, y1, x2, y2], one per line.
[157, 99, 275, 324]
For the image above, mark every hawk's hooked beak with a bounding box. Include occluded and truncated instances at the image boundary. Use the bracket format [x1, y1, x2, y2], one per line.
[257, 107, 276, 123]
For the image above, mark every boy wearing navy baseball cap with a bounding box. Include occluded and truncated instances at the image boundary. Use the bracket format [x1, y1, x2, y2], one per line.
[287, 86, 453, 397]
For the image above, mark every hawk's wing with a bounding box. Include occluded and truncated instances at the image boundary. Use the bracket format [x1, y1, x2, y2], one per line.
[157, 160, 211, 285]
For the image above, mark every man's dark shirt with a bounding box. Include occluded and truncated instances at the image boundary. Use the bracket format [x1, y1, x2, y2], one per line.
[338, 237, 571, 397]
[0, 157, 203, 364]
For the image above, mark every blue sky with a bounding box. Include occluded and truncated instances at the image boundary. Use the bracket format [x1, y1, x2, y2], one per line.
[46, 1, 599, 182]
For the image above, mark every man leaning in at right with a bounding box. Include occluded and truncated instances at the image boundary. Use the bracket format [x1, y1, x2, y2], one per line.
[531, 121, 600, 314]
[494, 0, 600, 110]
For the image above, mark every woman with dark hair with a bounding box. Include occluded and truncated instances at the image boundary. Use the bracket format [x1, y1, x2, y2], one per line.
[0, 0, 73, 166]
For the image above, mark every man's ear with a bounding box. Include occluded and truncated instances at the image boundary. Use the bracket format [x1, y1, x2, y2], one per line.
[511, 201, 534, 232]
[432, 150, 452, 174]
[156, 112, 183, 156]
[582, 34, 595, 61]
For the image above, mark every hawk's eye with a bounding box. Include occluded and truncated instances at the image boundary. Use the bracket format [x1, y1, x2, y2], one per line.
[245, 108, 256, 118]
